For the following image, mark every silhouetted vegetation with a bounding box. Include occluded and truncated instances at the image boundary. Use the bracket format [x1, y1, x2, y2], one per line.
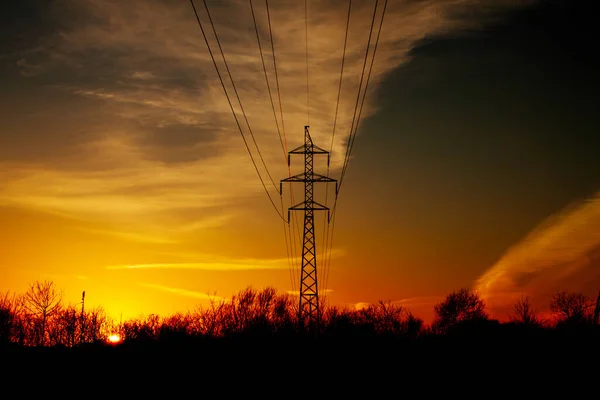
[431, 288, 488, 334]
[510, 295, 544, 326]
[1, 281, 599, 361]
[549, 290, 594, 325]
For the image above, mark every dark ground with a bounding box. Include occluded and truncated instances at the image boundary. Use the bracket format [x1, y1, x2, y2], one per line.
[2, 325, 598, 396]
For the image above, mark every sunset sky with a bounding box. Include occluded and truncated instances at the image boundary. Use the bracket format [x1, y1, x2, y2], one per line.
[1, 0, 598, 324]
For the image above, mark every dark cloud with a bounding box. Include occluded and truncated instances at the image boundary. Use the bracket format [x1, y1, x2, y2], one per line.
[135, 122, 224, 164]
[0, 0, 543, 230]
[0, 84, 122, 168]
[0, 0, 55, 55]
[354, 0, 600, 227]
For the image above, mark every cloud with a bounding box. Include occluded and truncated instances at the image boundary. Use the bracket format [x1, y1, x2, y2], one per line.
[79, 227, 179, 244]
[108, 256, 291, 271]
[0, 147, 251, 224]
[353, 295, 442, 310]
[16, 57, 45, 77]
[392, 295, 444, 308]
[475, 192, 600, 318]
[107, 246, 345, 270]
[139, 282, 225, 301]
[1, 0, 536, 227]
[353, 302, 371, 310]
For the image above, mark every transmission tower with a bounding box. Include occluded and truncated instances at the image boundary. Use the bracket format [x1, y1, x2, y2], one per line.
[281, 126, 337, 327]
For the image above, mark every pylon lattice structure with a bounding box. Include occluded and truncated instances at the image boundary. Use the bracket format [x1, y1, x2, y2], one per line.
[281, 126, 337, 328]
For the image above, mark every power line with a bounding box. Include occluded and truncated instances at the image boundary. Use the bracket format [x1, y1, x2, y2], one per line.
[249, 0, 297, 292]
[201, 0, 280, 194]
[189, 0, 285, 221]
[329, 0, 352, 156]
[323, 208, 337, 300]
[249, 0, 286, 161]
[264, 0, 303, 291]
[329, 0, 386, 222]
[338, 0, 379, 191]
[280, 195, 296, 293]
[322, 0, 352, 297]
[265, 0, 303, 282]
[305, 0, 309, 126]
[326, 2, 387, 290]
[330, 0, 387, 228]
[266, 0, 288, 155]
[339, 0, 387, 192]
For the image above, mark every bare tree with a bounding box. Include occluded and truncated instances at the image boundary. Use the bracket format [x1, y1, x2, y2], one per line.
[549, 291, 592, 325]
[23, 280, 63, 346]
[510, 296, 542, 326]
[432, 288, 488, 333]
[83, 307, 108, 343]
[49, 305, 79, 347]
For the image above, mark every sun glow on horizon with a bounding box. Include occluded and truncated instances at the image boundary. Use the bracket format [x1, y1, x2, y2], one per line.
[108, 334, 121, 344]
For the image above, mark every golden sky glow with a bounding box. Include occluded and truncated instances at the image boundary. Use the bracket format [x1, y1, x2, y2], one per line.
[2, 0, 597, 325]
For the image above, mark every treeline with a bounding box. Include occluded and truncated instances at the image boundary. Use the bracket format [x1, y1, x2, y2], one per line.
[0, 281, 109, 347]
[1, 281, 599, 349]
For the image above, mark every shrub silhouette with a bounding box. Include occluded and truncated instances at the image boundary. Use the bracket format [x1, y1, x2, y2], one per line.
[49, 306, 79, 347]
[159, 312, 194, 342]
[210, 286, 295, 337]
[432, 288, 488, 334]
[549, 291, 593, 326]
[1, 281, 599, 351]
[121, 314, 162, 342]
[321, 301, 424, 339]
[0, 292, 16, 346]
[510, 296, 544, 327]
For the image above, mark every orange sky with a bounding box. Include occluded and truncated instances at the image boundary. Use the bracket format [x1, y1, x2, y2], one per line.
[2, 0, 599, 325]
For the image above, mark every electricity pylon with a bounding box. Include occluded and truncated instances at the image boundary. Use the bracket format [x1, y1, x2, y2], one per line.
[280, 126, 337, 328]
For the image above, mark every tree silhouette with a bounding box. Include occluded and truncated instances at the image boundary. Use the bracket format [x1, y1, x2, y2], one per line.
[510, 296, 543, 326]
[50, 306, 79, 347]
[549, 291, 592, 325]
[8, 280, 600, 350]
[23, 280, 63, 346]
[593, 291, 600, 325]
[432, 288, 488, 334]
[346, 301, 424, 338]
[83, 307, 108, 343]
[0, 292, 15, 346]
[219, 286, 294, 336]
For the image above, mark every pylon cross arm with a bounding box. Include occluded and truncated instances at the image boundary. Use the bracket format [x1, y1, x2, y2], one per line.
[288, 197, 329, 210]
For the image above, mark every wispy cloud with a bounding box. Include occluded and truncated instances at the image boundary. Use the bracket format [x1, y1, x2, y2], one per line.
[353, 302, 371, 310]
[79, 227, 179, 244]
[1, 0, 536, 233]
[392, 295, 444, 308]
[106, 245, 346, 270]
[74, 212, 234, 244]
[475, 192, 600, 316]
[139, 282, 224, 301]
[16, 58, 45, 77]
[108, 257, 291, 271]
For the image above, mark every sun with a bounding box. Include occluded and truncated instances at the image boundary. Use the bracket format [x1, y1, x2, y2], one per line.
[107, 334, 121, 344]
